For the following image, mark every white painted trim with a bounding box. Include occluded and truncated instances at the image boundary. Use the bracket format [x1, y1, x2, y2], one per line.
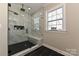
[43, 43, 73, 56]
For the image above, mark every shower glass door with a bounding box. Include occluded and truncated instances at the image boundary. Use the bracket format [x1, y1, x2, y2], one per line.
[8, 3, 43, 56]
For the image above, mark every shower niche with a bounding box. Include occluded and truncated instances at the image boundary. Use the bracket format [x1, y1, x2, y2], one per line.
[8, 3, 43, 56]
[14, 25, 25, 30]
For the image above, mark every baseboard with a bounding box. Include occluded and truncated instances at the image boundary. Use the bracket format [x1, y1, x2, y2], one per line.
[43, 44, 73, 56]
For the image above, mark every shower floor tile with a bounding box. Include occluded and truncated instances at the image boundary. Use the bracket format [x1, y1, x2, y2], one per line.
[8, 41, 35, 56]
[25, 46, 64, 56]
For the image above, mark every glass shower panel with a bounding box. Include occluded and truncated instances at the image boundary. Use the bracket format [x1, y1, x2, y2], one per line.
[8, 3, 35, 56]
[8, 3, 43, 56]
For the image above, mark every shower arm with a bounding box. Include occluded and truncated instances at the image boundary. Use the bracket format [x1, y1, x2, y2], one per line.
[22, 4, 24, 8]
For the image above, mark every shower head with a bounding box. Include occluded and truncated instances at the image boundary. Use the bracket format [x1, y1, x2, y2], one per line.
[20, 8, 25, 12]
[8, 3, 11, 7]
[20, 4, 25, 12]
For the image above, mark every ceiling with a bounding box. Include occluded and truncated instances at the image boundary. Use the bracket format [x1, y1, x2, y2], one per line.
[24, 3, 48, 14]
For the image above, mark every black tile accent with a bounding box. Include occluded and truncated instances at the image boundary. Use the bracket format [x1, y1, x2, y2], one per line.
[8, 41, 35, 56]
[25, 46, 64, 56]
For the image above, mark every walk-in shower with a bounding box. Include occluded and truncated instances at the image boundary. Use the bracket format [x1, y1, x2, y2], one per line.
[8, 3, 43, 56]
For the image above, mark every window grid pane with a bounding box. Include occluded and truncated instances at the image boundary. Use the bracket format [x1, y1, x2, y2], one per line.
[57, 24, 62, 30]
[57, 14, 63, 19]
[57, 8, 63, 14]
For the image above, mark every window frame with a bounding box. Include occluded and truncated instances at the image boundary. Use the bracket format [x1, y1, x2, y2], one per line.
[46, 4, 66, 32]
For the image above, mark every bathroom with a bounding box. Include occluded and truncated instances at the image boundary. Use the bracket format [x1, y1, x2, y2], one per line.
[0, 3, 79, 56]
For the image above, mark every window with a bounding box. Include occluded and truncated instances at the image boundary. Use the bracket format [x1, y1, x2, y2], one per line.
[34, 17, 40, 31]
[47, 7, 64, 31]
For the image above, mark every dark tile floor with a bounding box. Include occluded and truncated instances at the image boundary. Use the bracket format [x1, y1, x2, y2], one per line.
[25, 46, 64, 56]
[8, 41, 35, 56]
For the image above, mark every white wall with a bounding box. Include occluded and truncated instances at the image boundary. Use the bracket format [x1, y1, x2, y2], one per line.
[0, 3, 8, 56]
[42, 3, 79, 55]
[8, 4, 31, 45]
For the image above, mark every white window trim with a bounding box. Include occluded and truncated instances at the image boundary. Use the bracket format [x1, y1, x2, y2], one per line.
[46, 4, 66, 32]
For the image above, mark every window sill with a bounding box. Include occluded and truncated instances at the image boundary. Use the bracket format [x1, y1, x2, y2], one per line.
[46, 30, 66, 32]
